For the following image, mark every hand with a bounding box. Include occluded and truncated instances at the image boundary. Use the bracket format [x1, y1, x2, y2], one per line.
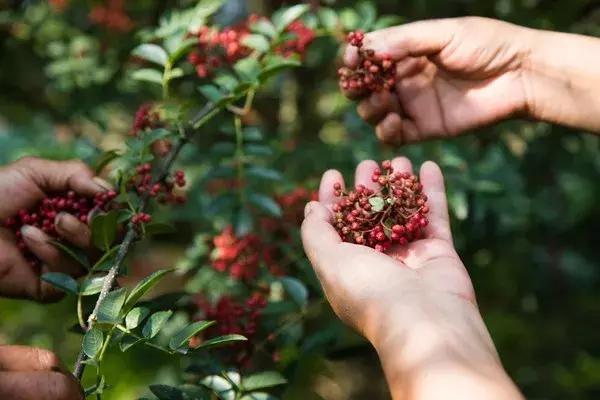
[0, 345, 83, 400]
[343, 17, 537, 144]
[301, 157, 523, 399]
[0, 157, 108, 302]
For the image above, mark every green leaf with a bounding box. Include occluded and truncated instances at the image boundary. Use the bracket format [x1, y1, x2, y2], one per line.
[131, 68, 163, 84]
[258, 55, 300, 83]
[80, 275, 105, 296]
[235, 208, 254, 236]
[248, 193, 282, 217]
[356, 1, 377, 30]
[318, 8, 338, 30]
[242, 371, 287, 391]
[168, 320, 215, 350]
[234, 58, 261, 82]
[94, 150, 120, 174]
[125, 306, 150, 329]
[82, 328, 103, 359]
[247, 166, 283, 181]
[123, 269, 172, 312]
[242, 34, 270, 53]
[119, 335, 142, 352]
[193, 334, 247, 350]
[97, 287, 127, 324]
[198, 84, 225, 102]
[449, 190, 469, 220]
[339, 8, 360, 30]
[243, 127, 263, 141]
[168, 37, 197, 63]
[281, 277, 308, 307]
[250, 19, 277, 37]
[48, 240, 90, 269]
[142, 310, 173, 339]
[214, 74, 238, 92]
[368, 197, 385, 212]
[275, 4, 310, 31]
[245, 144, 273, 157]
[90, 210, 119, 251]
[150, 384, 185, 400]
[168, 68, 184, 80]
[240, 392, 277, 400]
[41, 272, 79, 295]
[142, 128, 171, 146]
[132, 44, 168, 66]
[200, 375, 234, 398]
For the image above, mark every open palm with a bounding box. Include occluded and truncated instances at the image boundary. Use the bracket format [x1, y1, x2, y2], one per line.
[345, 17, 532, 144]
[301, 157, 475, 338]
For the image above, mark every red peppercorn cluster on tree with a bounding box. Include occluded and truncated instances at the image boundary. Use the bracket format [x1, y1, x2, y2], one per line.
[338, 30, 396, 93]
[3, 190, 116, 267]
[332, 160, 429, 252]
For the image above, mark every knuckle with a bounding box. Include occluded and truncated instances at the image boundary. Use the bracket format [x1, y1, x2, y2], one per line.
[34, 348, 62, 370]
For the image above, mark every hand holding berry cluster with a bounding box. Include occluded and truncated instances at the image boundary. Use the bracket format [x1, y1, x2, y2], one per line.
[3, 190, 116, 267]
[332, 160, 429, 252]
[338, 31, 396, 94]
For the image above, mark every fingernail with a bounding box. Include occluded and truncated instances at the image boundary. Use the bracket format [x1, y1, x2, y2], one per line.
[92, 177, 113, 191]
[304, 202, 313, 218]
[21, 225, 45, 243]
[55, 212, 76, 231]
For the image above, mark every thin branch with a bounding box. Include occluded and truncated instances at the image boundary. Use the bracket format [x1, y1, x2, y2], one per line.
[72, 103, 218, 379]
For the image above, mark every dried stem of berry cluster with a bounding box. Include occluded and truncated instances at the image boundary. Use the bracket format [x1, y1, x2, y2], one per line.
[73, 103, 218, 379]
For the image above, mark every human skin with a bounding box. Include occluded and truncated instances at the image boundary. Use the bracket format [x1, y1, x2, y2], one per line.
[0, 157, 102, 302]
[301, 157, 523, 399]
[343, 17, 600, 143]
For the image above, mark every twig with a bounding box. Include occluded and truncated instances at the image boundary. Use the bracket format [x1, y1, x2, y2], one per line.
[73, 103, 219, 379]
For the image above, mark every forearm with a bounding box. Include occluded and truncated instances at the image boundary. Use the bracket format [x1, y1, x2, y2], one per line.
[524, 28, 600, 133]
[366, 293, 523, 400]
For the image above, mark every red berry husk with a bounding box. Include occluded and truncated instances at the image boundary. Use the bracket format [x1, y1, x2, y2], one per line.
[331, 161, 429, 251]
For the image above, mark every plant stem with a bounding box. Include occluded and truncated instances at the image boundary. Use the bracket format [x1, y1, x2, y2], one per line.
[72, 102, 219, 379]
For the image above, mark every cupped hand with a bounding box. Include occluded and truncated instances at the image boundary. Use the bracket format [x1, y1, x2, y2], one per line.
[0, 345, 83, 400]
[0, 157, 109, 302]
[343, 17, 535, 144]
[301, 157, 475, 339]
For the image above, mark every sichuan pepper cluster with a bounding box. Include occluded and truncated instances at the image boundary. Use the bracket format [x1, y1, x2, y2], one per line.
[338, 30, 397, 93]
[333, 160, 429, 252]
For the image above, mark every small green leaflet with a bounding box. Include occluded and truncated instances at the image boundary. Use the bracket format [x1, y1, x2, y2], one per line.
[149, 384, 185, 400]
[90, 210, 118, 251]
[168, 320, 215, 351]
[274, 4, 310, 32]
[80, 276, 105, 296]
[96, 287, 127, 324]
[368, 196, 385, 212]
[248, 193, 282, 217]
[125, 306, 150, 329]
[280, 277, 308, 307]
[142, 310, 173, 339]
[123, 268, 172, 312]
[242, 371, 287, 391]
[41, 272, 78, 295]
[131, 44, 168, 66]
[242, 34, 270, 53]
[131, 68, 163, 84]
[82, 327, 103, 359]
[192, 334, 247, 350]
[48, 240, 90, 269]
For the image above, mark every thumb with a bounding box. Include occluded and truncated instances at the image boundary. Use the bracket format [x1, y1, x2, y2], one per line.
[301, 201, 341, 272]
[344, 18, 457, 65]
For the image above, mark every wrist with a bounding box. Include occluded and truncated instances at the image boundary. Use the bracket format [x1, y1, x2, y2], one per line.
[366, 293, 522, 399]
[521, 27, 600, 132]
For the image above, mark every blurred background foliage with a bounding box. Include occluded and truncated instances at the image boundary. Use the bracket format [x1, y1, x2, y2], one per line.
[0, 0, 599, 399]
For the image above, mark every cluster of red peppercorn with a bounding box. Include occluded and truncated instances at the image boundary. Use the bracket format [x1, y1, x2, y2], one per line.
[188, 15, 315, 78]
[211, 226, 263, 281]
[131, 103, 161, 136]
[192, 293, 267, 367]
[338, 31, 396, 93]
[333, 160, 429, 252]
[89, 0, 133, 33]
[2, 190, 116, 267]
[128, 163, 187, 205]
